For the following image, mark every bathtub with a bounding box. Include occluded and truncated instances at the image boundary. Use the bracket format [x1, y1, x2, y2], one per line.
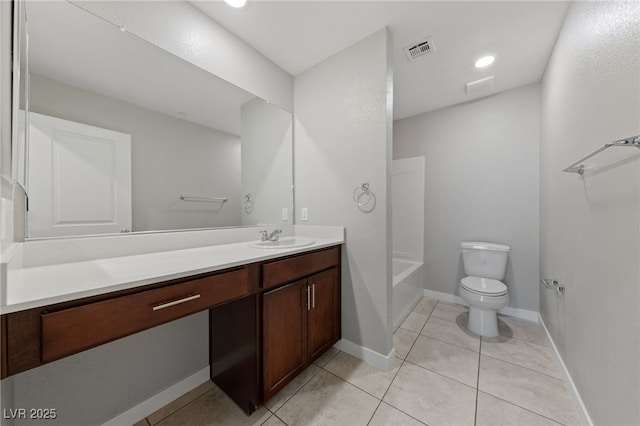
[392, 257, 424, 330]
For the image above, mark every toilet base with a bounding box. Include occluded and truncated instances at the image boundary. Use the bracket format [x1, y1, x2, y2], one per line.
[468, 307, 499, 337]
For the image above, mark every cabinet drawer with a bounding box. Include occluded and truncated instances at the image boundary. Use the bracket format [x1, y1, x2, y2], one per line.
[262, 247, 339, 289]
[41, 268, 249, 362]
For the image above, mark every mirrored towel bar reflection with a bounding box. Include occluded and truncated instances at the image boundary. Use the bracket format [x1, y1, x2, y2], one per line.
[179, 195, 228, 203]
[562, 135, 640, 175]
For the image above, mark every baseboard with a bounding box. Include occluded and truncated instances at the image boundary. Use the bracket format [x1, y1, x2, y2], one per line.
[334, 338, 396, 371]
[423, 289, 539, 323]
[102, 367, 210, 426]
[539, 315, 593, 426]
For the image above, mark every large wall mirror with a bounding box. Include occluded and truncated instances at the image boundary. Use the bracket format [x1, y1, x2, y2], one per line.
[16, 1, 293, 239]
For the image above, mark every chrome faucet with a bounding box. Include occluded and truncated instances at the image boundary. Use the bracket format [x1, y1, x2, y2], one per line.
[268, 229, 282, 241]
[259, 229, 282, 241]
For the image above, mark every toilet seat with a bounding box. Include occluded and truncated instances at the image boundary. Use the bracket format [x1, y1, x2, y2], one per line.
[461, 276, 507, 296]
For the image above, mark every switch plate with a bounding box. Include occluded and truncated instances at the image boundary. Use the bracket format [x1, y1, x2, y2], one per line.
[301, 207, 308, 221]
[282, 207, 288, 221]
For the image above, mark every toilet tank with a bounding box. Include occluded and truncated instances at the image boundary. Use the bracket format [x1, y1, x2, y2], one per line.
[461, 242, 510, 280]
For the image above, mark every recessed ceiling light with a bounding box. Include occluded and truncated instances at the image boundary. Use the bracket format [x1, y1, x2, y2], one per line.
[474, 55, 495, 68]
[224, 0, 246, 8]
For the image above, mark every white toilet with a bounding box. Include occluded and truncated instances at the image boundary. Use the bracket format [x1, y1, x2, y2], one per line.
[459, 242, 510, 337]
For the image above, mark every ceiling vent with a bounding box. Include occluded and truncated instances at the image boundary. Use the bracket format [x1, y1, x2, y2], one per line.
[466, 76, 495, 95]
[404, 37, 434, 61]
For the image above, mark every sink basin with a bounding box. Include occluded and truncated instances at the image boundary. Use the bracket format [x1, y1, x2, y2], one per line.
[248, 237, 315, 249]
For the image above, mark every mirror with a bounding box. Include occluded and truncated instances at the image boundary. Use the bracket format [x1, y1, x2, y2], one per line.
[20, 1, 293, 239]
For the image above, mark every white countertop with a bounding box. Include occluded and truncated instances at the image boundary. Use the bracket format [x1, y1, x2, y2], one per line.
[1, 235, 343, 314]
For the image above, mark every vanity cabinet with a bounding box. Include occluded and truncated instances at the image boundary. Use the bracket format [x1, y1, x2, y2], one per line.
[2, 266, 256, 377]
[1, 243, 341, 416]
[261, 248, 340, 401]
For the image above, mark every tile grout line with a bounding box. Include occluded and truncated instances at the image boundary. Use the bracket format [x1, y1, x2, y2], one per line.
[149, 387, 213, 426]
[474, 337, 482, 425]
[320, 366, 389, 403]
[402, 357, 478, 391]
[478, 390, 571, 426]
[417, 331, 480, 353]
[375, 358, 431, 426]
[267, 362, 325, 414]
[479, 351, 565, 382]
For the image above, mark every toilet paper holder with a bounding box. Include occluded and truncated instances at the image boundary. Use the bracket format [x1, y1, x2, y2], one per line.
[541, 278, 565, 295]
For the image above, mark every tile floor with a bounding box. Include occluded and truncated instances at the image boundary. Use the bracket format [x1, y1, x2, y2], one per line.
[134, 298, 579, 426]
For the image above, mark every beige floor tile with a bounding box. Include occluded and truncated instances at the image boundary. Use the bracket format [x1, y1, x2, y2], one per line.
[156, 386, 271, 426]
[479, 355, 578, 425]
[481, 336, 562, 379]
[476, 392, 562, 426]
[421, 316, 480, 352]
[496, 316, 548, 347]
[368, 402, 426, 426]
[265, 364, 321, 412]
[324, 351, 402, 398]
[275, 369, 379, 426]
[406, 335, 479, 387]
[383, 362, 476, 426]
[412, 298, 437, 316]
[147, 380, 215, 425]
[430, 302, 468, 323]
[261, 415, 287, 426]
[393, 328, 419, 360]
[313, 346, 339, 367]
[400, 312, 429, 333]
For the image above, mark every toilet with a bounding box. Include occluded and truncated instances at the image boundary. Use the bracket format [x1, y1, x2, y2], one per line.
[459, 242, 510, 337]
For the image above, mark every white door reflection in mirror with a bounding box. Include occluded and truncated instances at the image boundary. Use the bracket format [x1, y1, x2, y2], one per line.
[28, 112, 132, 238]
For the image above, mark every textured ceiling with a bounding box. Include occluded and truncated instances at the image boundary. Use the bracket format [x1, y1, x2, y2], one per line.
[27, 1, 255, 135]
[193, 1, 570, 119]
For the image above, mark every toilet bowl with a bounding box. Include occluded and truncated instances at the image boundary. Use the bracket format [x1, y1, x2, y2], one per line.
[459, 242, 510, 337]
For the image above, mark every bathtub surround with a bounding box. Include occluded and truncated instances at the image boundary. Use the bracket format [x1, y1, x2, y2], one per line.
[294, 28, 394, 368]
[391, 157, 425, 328]
[540, 2, 640, 425]
[394, 84, 541, 313]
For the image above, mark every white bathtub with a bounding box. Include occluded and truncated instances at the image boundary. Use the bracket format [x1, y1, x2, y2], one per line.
[392, 257, 424, 330]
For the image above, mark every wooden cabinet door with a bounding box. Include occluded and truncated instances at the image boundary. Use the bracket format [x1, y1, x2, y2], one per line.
[262, 280, 308, 400]
[307, 268, 339, 362]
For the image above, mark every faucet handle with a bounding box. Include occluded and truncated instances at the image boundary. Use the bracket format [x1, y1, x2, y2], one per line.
[259, 230, 269, 241]
[268, 229, 283, 241]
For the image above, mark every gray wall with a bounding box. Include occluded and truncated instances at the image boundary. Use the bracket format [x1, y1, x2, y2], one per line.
[241, 98, 293, 227]
[29, 74, 242, 232]
[12, 312, 208, 426]
[294, 28, 394, 359]
[394, 84, 541, 312]
[540, 2, 640, 424]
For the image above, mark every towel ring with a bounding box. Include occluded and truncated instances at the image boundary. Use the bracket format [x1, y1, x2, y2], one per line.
[244, 194, 253, 213]
[353, 183, 373, 207]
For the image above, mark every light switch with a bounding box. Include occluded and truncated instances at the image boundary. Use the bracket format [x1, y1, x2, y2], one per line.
[301, 207, 308, 221]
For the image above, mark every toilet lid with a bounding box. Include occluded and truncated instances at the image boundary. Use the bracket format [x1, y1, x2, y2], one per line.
[461, 276, 507, 296]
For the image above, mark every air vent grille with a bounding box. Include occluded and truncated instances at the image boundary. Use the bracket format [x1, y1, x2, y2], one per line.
[404, 37, 434, 61]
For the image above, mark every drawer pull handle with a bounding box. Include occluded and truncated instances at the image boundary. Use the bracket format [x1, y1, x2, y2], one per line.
[306, 286, 311, 311]
[152, 294, 201, 311]
[312, 283, 315, 308]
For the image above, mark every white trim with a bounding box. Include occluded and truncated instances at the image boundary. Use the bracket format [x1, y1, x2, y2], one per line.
[334, 338, 396, 371]
[423, 289, 539, 323]
[539, 315, 593, 426]
[102, 367, 209, 426]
